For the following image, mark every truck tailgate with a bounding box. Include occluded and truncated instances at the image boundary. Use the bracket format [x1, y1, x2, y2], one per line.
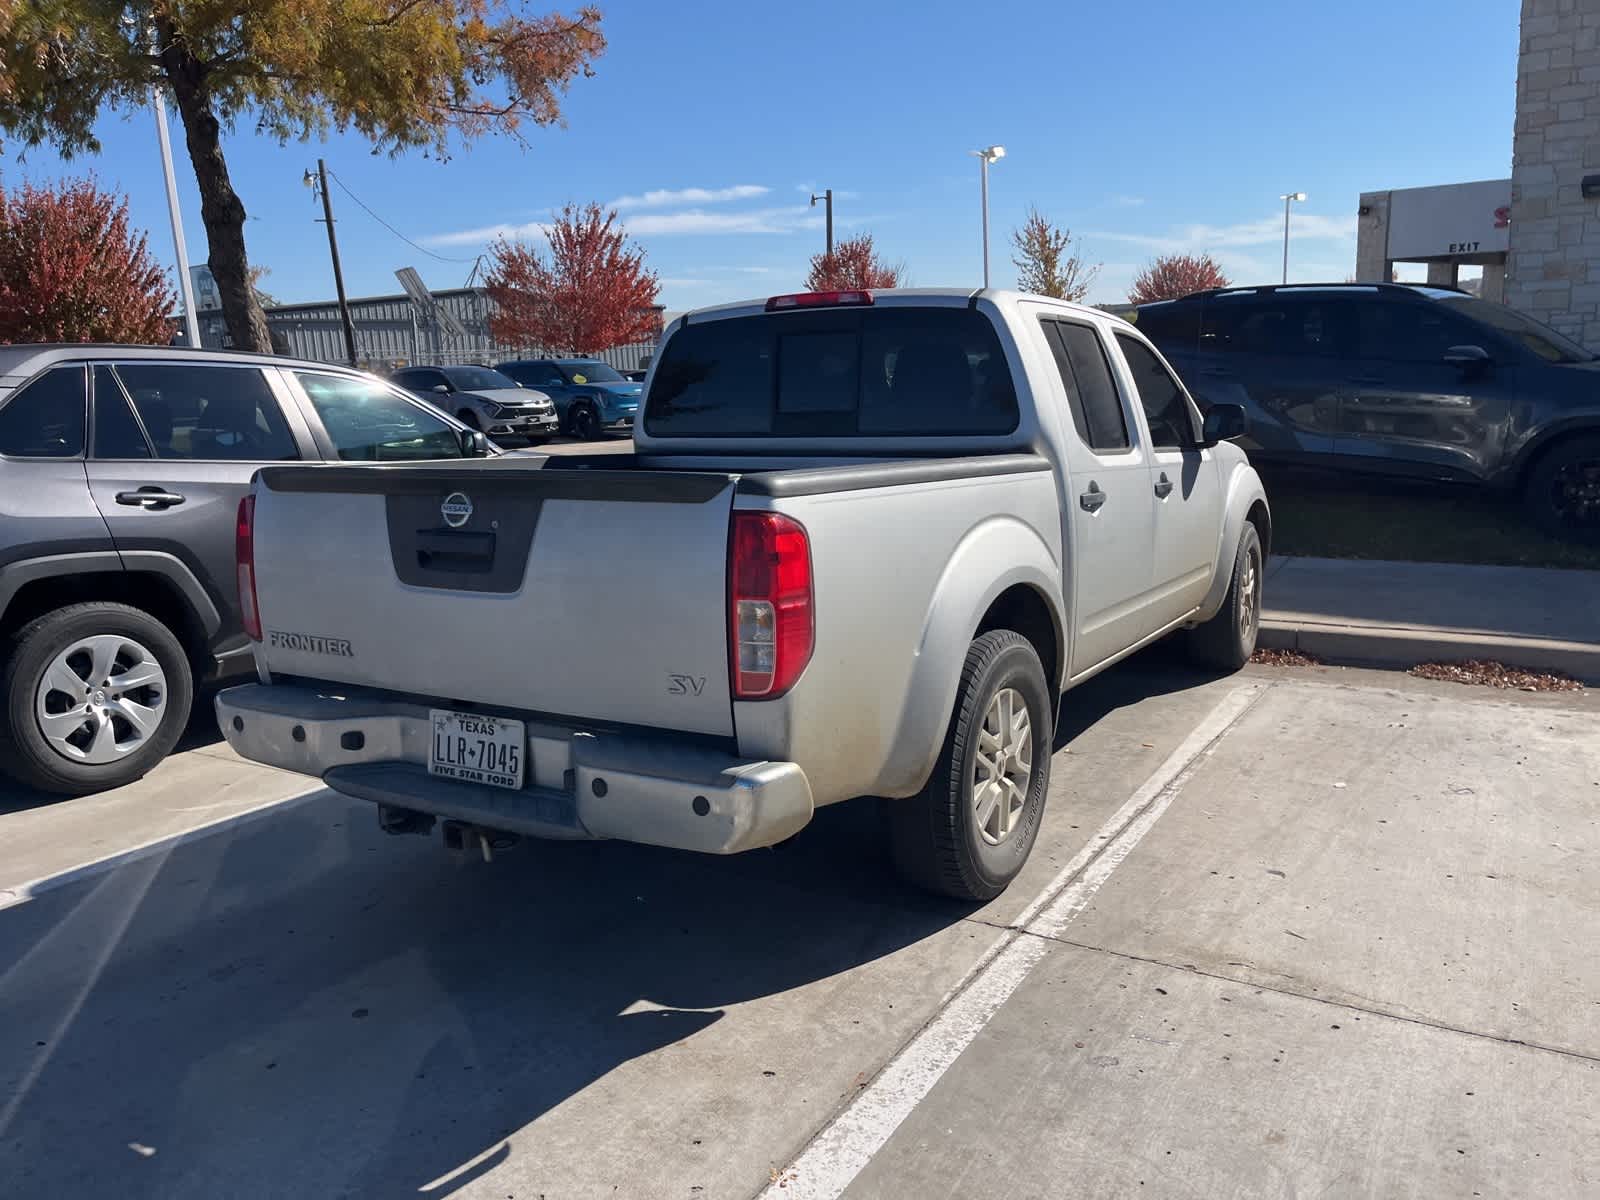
[249, 462, 737, 737]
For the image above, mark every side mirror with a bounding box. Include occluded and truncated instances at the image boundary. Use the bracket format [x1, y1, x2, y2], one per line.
[457, 428, 490, 457]
[431, 383, 452, 394]
[1200, 402, 1248, 448]
[1444, 344, 1491, 370]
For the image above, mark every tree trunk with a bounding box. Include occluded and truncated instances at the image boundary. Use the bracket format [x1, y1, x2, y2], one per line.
[159, 39, 272, 354]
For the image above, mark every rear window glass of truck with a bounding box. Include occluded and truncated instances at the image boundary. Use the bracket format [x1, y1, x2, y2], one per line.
[645, 307, 1018, 437]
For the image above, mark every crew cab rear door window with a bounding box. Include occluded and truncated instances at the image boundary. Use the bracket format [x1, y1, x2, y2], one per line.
[645, 307, 1018, 437]
[1040, 319, 1130, 452]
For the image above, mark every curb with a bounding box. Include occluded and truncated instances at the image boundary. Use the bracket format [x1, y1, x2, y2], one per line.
[1258, 618, 1600, 684]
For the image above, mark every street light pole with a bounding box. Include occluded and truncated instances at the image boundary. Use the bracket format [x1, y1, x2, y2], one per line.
[312, 159, 359, 366]
[810, 189, 834, 256]
[1279, 191, 1306, 284]
[971, 146, 1006, 287]
[151, 94, 201, 348]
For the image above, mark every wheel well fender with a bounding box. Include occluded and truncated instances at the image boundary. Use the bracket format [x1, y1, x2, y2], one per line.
[874, 516, 1064, 798]
[1195, 465, 1271, 624]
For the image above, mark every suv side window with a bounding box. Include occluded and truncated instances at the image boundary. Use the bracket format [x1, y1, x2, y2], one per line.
[1133, 302, 1201, 352]
[1203, 297, 1352, 357]
[399, 368, 448, 392]
[509, 362, 567, 388]
[0, 366, 86, 458]
[1041, 319, 1130, 453]
[1116, 334, 1195, 451]
[113, 363, 299, 461]
[92, 366, 154, 459]
[1359, 302, 1483, 364]
[296, 372, 463, 460]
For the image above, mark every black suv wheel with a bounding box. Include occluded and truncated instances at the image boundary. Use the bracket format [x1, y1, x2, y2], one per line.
[1524, 434, 1600, 544]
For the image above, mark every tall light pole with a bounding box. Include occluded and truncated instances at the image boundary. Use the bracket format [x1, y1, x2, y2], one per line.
[151, 94, 201, 348]
[1279, 191, 1306, 284]
[971, 146, 1005, 287]
[810, 189, 834, 256]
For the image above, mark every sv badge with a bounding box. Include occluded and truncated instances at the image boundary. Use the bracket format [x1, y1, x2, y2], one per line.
[667, 674, 706, 697]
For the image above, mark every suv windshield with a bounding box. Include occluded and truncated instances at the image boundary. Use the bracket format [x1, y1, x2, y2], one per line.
[444, 366, 520, 391]
[563, 361, 625, 383]
[1434, 295, 1595, 364]
[645, 306, 1018, 438]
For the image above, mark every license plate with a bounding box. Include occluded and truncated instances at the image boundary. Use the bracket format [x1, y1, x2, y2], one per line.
[428, 709, 525, 789]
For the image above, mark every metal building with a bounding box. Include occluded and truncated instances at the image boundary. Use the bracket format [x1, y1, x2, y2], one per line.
[195, 286, 662, 373]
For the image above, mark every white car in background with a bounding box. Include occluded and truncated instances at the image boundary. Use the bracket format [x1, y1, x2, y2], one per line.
[390, 365, 560, 443]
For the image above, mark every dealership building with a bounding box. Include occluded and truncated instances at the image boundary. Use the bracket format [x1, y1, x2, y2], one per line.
[1355, 0, 1600, 349]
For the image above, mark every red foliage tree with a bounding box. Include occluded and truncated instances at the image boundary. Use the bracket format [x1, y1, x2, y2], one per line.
[486, 202, 659, 354]
[1127, 253, 1230, 304]
[804, 233, 901, 291]
[0, 177, 174, 344]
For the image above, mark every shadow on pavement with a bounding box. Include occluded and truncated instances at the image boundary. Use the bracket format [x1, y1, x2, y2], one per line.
[0, 658, 1221, 1197]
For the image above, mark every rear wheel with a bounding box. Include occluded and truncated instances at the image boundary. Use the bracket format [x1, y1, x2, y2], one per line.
[889, 630, 1052, 901]
[1187, 523, 1262, 671]
[1523, 434, 1600, 544]
[0, 602, 193, 795]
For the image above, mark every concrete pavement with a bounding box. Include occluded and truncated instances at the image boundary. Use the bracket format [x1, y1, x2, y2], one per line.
[1261, 555, 1600, 681]
[2, 662, 1596, 1199]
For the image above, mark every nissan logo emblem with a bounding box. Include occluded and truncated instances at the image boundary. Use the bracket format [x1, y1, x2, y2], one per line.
[440, 492, 473, 528]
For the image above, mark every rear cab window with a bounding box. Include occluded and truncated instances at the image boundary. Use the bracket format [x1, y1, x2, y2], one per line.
[644, 306, 1018, 438]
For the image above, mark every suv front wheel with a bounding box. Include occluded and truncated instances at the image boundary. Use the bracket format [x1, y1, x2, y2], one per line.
[0, 602, 193, 795]
[1523, 434, 1600, 544]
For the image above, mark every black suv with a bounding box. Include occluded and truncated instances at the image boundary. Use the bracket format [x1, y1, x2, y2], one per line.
[1132, 283, 1600, 539]
[0, 345, 490, 795]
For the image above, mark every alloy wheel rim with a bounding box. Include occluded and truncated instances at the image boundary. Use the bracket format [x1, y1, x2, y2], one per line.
[1550, 458, 1600, 527]
[34, 635, 168, 765]
[1240, 546, 1261, 641]
[973, 687, 1033, 846]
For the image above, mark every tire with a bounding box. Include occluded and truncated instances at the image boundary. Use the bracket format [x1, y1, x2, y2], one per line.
[1522, 434, 1600, 544]
[889, 630, 1053, 901]
[0, 602, 194, 795]
[1187, 522, 1263, 672]
[569, 403, 600, 441]
[457, 410, 482, 431]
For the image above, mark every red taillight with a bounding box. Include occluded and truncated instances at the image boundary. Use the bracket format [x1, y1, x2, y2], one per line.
[730, 512, 813, 699]
[236, 495, 261, 641]
[765, 290, 875, 312]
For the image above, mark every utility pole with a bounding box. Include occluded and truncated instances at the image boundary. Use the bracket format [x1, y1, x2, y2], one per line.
[313, 159, 359, 366]
[810, 189, 834, 256]
[151, 95, 200, 348]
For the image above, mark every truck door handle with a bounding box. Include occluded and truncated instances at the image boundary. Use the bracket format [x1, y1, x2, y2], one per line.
[1154, 472, 1174, 499]
[115, 488, 186, 509]
[1079, 482, 1106, 513]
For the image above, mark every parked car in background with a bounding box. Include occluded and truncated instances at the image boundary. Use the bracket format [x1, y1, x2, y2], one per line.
[1132, 282, 1600, 540]
[494, 358, 643, 439]
[389, 364, 559, 443]
[219, 288, 1267, 901]
[0, 345, 491, 795]
[620, 368, 649, 383]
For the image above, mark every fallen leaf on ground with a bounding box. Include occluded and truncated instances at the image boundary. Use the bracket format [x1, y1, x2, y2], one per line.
[1251, 647, 1322, 667]
[1409, 660, 1583, 692]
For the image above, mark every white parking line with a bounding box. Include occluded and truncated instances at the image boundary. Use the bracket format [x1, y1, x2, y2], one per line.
[0, 786, 323, 913]
[762, 682, 1266, 1200]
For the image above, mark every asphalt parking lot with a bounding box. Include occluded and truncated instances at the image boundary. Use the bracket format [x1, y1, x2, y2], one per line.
[1, 657, 1596, 1200]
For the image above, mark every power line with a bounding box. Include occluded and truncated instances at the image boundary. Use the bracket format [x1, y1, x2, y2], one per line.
[324, 167, 479, 264]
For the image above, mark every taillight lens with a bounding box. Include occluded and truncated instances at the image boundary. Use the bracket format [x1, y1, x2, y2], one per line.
[730, 512, 813, 699]
[236, 495, 261, 641]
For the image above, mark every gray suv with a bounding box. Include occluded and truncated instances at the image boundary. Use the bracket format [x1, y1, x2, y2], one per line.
[0, 345, 489, 795]
[1133, 283, 1600, 540]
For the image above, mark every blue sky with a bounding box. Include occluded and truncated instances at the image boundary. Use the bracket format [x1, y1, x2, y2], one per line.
[0, 0, 1520, 314]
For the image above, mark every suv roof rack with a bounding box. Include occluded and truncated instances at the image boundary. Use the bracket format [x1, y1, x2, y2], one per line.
[1175, 281, 1468, 303]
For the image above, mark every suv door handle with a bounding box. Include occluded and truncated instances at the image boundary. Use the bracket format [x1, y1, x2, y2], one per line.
[115, 488, 186, 509]
[1154, 472, 1174, 499]
[1079, 482, 1106, 513]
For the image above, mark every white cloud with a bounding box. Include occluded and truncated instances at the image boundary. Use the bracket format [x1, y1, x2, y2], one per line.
[659, 277, 714, 287]
[610, 184, 769, 209]
[423, 220, 549, 248]
[1086, 211, 1356, 252]
[622, 206, 822, 236]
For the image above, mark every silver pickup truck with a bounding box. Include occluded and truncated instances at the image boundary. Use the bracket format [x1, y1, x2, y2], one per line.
[217, 288, 1269, 899]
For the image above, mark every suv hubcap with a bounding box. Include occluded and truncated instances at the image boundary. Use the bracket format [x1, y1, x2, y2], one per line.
[1550, 458, 1600, 527]
[35, 635, 168, 765]
[974, 687, 1032, 846]
[1239, 546, 1261, 641]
